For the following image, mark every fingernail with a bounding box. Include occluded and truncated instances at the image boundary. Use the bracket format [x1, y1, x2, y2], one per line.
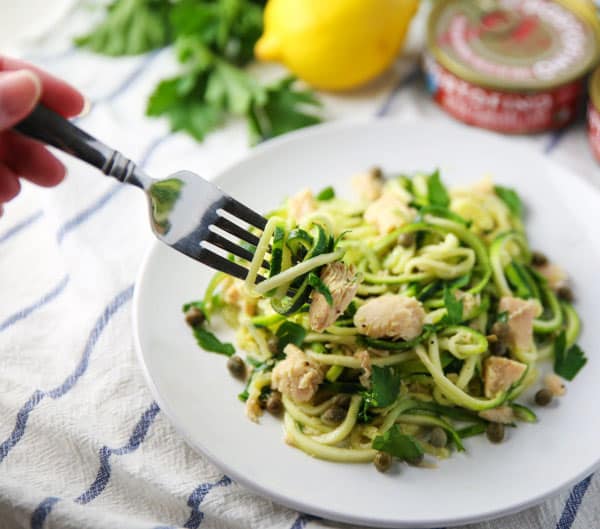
[0, 70, 42, 128]
[79, 96, 92, 117]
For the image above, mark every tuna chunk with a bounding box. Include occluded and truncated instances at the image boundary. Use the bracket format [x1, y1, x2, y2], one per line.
[483, 356, 527, 398]
[355, 349, 372, 388]
[271, 344, 324, 403]
[364, 193, 416, 235]
[534, 263, 568, 291]
[351, 168, 383, 202]
[353, 294, 425, 341]
[288, 188, 316, 223]
[309, 263, 359, 332]
[498, 296, 541, 352]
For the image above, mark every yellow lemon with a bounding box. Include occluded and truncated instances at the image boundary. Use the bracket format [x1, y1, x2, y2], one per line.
[255, 0, 420, 91]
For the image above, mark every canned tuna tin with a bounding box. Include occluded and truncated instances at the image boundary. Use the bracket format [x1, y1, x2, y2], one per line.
[425, 0, 600, 134]
[588, 66, 600, 161]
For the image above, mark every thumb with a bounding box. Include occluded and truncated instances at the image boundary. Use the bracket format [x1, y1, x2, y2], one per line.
[0, 70, 42, 130]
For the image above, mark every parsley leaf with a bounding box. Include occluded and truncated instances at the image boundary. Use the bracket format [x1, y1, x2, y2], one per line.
[182, 300, 204, 313]
[554, 331, 587, 381]
[308, 272, 333, 306]
[372, 425, 424, 461]
[495, 185, 523, 218]
[247, 76, 322, 143]
[443, 287, 464, 325]
[192, 327, 235, 357]
[170, 0, 263, 66]
[316, 186, 335, 201]
[427, 170, 450, 208]
[362, 366, 401, 410]
[276, 321, 307, 353]
[81, 0, 321, 145]
[146, 70, 225, 141]
[75, 0, 172, 56]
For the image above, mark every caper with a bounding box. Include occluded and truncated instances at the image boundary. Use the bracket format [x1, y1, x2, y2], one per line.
[468, 377, 483, 397]
[266, 391, 283, 415]
[373, 451, 392, 473]
[534, 388, 553, 406]
[429, 427, 448, 448]
[557, 285, 574, 303]
[267, 336, 279, 355]
[491, 321, 510, 341]
[486, 422, 505, 444]
[489, 339, 508, 357]
[398, 232, 416, 248]
[185, 306, 205, 328]
[321, 406, 347, 425]
[332, 394, 351, 408]
[405, 452, 424, 466]
[531, 251, 548, 266]
[370, 166, 384, 180]
[226, 355, 246, 380]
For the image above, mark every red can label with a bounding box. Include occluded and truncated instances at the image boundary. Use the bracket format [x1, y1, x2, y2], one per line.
[424, 55, 584, 134]
[588, 103, 600, 162]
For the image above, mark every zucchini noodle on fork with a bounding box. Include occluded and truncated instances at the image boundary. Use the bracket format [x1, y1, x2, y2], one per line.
[183, 168, 586, 472]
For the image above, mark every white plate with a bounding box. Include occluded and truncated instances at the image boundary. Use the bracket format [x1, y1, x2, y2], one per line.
[133, 119, 600, 528]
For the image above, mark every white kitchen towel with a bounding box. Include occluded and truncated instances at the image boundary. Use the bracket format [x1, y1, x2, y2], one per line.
[1, 3, 599, 529]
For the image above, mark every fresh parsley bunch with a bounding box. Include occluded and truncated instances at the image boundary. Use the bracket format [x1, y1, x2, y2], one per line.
[76, 0, 321, 143]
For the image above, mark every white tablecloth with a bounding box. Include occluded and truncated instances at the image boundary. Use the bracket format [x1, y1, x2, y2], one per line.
[1, 3, 599, 529]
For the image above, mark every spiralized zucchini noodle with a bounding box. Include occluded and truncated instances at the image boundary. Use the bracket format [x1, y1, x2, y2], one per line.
[184, 168, 586, 471]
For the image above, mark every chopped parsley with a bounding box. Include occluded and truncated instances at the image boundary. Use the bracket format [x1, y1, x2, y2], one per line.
[495, 185, 523, 218]
[372, 425, 424, 461]
[427, 169, 450, 208]
[554, 331, 587, 381]
[308, 272, 333, 306]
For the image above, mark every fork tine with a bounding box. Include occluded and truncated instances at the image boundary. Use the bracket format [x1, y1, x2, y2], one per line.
[213, 216, 261, 247]
[221, 196, 267, 230]
[206, 231, 270, 270]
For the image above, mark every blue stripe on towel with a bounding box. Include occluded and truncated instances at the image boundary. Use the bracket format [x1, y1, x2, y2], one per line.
[29, 402, 161, 528]
[375, 66, 420, 118]
[183, 476, 232, 529]
[0, 275, 70, 333]
[30, 497, 60, 529]
[544, 128, 569, 154]
[555, 475, 593, 529]
[97, 51, 161, 104]
[56, 185, 123, 244]
[75, 401, 161, 503]
[0, 210, 44, 245]
[0, 284, 134, 464]
[54, 130, 169, 245]
[290, 513, 319, 529]
[0, 390, 45, 463]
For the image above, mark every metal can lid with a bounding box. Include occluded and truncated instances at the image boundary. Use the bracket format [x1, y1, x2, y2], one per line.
[428, 0, 600, 92]
[590, 65, 600, 110]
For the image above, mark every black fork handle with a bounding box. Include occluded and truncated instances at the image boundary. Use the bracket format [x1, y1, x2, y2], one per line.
[13, 104, 145, 188]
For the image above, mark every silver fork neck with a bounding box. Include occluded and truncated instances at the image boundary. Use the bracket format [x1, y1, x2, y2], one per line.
[103, 151, 153, 190]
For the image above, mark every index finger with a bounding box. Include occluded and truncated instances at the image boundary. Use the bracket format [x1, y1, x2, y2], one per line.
[0, 56, 85, 118]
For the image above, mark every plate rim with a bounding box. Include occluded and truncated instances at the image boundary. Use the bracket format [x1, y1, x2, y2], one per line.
[132, 117, 600, 528]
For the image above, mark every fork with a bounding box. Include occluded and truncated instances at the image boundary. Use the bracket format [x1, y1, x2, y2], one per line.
[14, 104, 268, 280]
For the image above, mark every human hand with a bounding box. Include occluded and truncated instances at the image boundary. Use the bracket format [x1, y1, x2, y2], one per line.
[0, 56, 85, 216]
